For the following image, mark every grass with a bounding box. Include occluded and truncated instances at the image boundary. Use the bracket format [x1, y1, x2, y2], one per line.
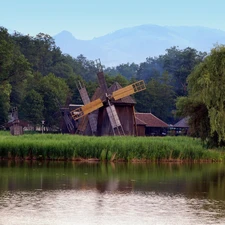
[0, 131, 224, 162]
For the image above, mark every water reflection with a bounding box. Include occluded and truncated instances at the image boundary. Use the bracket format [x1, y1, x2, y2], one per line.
[1, 161, 225, 199]
[0, 161, 225, 225]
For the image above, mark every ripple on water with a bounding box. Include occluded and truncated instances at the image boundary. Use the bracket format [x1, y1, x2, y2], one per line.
[0, 190, 225, 225]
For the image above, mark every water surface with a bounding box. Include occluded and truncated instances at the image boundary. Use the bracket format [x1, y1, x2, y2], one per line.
[0, 161, 225, 225]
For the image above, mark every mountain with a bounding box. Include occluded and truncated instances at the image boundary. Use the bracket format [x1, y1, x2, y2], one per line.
[54, 24, 225, 67]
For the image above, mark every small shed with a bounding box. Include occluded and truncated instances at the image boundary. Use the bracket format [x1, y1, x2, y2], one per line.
[173, 117, 189, 135]
[6, 107, 26, 136]
[9, 120, 23, 135]
[135, 113, 169, 136]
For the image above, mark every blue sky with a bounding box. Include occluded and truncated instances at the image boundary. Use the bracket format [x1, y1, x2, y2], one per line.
[1, 0, 225, 39]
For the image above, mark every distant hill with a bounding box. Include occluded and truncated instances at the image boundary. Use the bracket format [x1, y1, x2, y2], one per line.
[53, 24, 225, 66]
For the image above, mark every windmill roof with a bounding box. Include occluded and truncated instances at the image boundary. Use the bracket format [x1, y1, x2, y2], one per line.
[135, 113, 169, 127]
[173, 117, 189, 128]
[91, 82, 136, 104]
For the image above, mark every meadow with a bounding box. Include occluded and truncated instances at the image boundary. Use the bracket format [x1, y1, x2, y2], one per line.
[0, 131, 224, 162]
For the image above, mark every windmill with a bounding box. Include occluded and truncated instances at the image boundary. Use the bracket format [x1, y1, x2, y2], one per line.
[70, 59, 146, 136]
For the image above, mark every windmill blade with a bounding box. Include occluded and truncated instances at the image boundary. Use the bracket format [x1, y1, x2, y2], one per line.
[62, 110, 74, 133]
[97, 71, 108, 94]
[112, 80, 146, 101]
[95, 59, 108, 94]
[71, 98, 103, 121]
[106, 103, 125, 136]
[77, 81, 98, 134]
[77, 81, 91, 104]
[106, 105, 121, 129]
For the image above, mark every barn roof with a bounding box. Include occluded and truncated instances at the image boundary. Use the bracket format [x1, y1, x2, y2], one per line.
[91, 81, 136, 104]
[173, 117, 189, 128]
[135, 116, 147, 126]
[135, 113, 169, 127]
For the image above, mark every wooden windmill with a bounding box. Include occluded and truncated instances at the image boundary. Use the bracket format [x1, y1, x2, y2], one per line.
[70, 59, 146, 136]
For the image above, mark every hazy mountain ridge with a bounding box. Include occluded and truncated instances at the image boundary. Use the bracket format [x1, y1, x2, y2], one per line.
[4, 24, 224, 67]
[54, 24, 225, 66]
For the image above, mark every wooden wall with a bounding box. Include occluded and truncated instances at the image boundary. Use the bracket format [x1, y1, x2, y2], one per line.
[136, 125, 146, 136]
[97, 104, 136, 136]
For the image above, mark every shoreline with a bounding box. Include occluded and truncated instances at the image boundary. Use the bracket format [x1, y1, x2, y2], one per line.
[0, 157, 222, 163]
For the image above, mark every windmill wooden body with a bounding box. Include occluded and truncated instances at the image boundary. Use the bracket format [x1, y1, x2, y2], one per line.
[71, 59, 146, 136]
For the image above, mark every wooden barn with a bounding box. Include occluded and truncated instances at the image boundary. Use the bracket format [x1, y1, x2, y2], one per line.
[135, 113, 169, 136]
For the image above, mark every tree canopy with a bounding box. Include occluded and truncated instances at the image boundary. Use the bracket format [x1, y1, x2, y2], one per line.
[0, 26, 208, 130]
[176, 45, 225, 146]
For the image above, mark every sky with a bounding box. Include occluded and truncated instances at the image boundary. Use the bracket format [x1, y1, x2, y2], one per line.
[1, 0, 225, 40]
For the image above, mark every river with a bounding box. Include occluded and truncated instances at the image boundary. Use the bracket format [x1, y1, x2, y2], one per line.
[0, 161, 225, 225]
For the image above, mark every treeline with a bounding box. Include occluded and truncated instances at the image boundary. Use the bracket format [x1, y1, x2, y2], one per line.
[0, 26, 206, 129]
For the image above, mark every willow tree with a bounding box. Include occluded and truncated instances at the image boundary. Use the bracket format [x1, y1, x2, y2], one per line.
[177, 45, 225, 146]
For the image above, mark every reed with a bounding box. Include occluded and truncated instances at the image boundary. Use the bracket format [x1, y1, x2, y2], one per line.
[0, 131, 224, 162]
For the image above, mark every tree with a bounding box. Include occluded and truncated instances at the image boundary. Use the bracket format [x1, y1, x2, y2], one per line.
[12, 32, 63, 76]
[8, 46, 31, 107]
[105, 74, 129, 88]
[0, 82, 11, 124]
[105, 62, 139, 80]
[0, 27, 31, 124]
[176, 45, 225, 146]
[176, 97, 210, 141]
[135, 72, 175, 122]
[37, 73, 70, 128]
[136, 57, 163, 82]
[160, 46, 207, 96]
[20, 90, 44, 128]
[0, 27, 14, 83]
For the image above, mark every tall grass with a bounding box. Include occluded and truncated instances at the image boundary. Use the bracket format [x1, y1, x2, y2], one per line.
[0, 131, 224, 162]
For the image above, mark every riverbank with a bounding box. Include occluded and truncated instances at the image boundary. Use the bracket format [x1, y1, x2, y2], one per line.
[0, 131, 224, 162]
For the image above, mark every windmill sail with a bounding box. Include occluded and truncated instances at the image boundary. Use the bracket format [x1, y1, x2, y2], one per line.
[97, 71, 108, 94]
[112, 80, 146, 100]
[77, 81, 98, 134]
[71, 98, 103, 121]
[106, 105, 121, 128]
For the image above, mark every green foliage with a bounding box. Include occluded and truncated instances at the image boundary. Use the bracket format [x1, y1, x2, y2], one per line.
[20, 90, 44, 126]
[0, 81, 11, 124]
[0, 27, 14, 83]
[160, 46, 207, 96]
[177, 45, 225, 146]
[0, 132, 223, 162]
[135, 72, 175, 122]
[0, 27, 31, 123]
[105, 74, 129, 87]
[38, 73, 70, 127]
[176, 97, 210, 141]
[105, 62, 139, 80]
[13, 32, 62, 76]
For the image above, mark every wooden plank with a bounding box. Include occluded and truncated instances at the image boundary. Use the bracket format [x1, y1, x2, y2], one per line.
[82, 98, 103, 115]
[112, 85, 134, 100]
[112, 80, 146, 101]
[71, 98, 103, 121]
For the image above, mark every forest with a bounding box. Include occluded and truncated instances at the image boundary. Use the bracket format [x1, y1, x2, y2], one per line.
[2, 26, 225, 147]
[0, 26, 208, 128]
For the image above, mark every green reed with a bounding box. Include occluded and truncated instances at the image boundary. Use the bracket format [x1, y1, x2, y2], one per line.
[0, 131, 224, 162]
